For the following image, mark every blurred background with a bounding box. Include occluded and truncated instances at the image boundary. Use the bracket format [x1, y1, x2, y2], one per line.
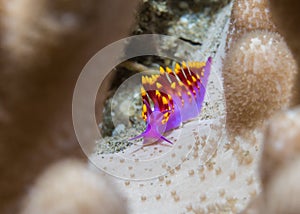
[0, 0, 139, 213]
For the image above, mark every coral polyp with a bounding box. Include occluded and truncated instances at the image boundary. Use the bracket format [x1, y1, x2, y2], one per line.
[227, 0, 276, 49]
[131, 57, 212, 145]
[223, 31, 296, 136]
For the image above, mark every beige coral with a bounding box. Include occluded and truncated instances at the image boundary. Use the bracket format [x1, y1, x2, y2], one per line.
[227, 0, 276, 49]
[231, 0, 275, 30]
[257, 3, 300, 210]
[1, 0, 100, 67]
[0, 0, 138, 213]
[260, 107, 300, 186]
[262, 157, 300, 214]
[225, 1, 300, 213]
[21, 159, 127, 214]
[243, 108, 300, 213]
[2, 0, 300, 213]
[243, 159, 300, 214]
[223, 30, 297, 136]
[269, 0, 300, 104]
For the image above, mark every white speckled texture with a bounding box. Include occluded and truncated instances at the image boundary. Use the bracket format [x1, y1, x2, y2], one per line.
[89, 9, 263, 212]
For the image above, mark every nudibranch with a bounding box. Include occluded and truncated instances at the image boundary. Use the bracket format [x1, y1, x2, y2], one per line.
[130, 57, 212, 145]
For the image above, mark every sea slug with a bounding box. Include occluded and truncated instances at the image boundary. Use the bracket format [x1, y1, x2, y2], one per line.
[130, 57, 212, 145]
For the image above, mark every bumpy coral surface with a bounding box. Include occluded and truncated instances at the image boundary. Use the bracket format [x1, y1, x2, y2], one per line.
[263, 157, 300, 213]
[21, 160, 127, 214]
[269, 0, 300, 104]
[227, 0, 276, 49]
[0, 0, 139, 213]
[223, 30, 297, 136]
[243, 108, 300, 213]
[260, 107, 300, 186]
[3, 0, 300, 213]
[231, 0, 275, 31]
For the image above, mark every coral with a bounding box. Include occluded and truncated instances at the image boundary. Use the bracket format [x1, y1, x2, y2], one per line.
[2, 0, 99, 68]
[225, 1, 300, 213]
[242, 108, 300, 213]
[260, 108, 300, 186]
[223, 30, 297, 136]
[21, 160, 127, 214]
[227, 0, 276, 49]
[243, 159, 300, 214]
[2, 0, 300, 213]
[269, 0, 300, 104]
[111, 114, 260, 213]
[0, 0, 138, 213]
[262, 157, 300, 213]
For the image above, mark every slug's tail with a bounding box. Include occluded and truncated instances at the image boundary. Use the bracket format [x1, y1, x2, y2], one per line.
[129, 109, 174, 145]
